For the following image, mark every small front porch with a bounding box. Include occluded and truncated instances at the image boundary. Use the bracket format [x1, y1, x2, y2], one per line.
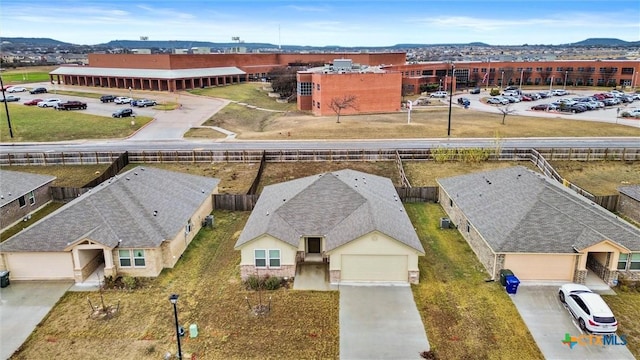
[293, 262, 332, 291]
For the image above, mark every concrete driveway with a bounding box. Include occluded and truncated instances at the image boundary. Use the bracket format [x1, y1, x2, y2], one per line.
[339, 285, 430, 360]
[510, 284, 635, 360]
[0, 281, 72, 359]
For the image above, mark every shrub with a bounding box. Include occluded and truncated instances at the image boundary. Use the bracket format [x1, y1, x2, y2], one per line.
[122, 275, 137, 290]
[244, 275, 261, 290]
[489, 88, 500, 96]
[264, 276, 282, 290]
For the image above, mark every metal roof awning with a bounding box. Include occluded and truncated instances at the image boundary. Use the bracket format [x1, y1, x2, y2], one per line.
[50, 66, 246, 79]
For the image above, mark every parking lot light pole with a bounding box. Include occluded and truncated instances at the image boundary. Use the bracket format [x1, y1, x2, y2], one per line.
[563, 71, 568, 90]
[447, 64, 455, 136]
[549, 75, 554, 91]
[0, 76, 14, 138]
[500, 71, 504, 90]
[519, 69, 524, 89]
[128, 87, 132, 107]
[169, 294, 182, 360]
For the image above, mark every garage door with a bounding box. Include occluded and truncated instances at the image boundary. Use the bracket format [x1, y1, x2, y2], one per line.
[341, 255, 408, 282]
[503, 254, 575, 281]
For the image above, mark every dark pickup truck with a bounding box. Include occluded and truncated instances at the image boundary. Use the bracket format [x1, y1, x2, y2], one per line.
[55, 101, 88, 110]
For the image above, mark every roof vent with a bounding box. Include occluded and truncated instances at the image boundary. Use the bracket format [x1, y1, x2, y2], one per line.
[153, 210, 158, 216]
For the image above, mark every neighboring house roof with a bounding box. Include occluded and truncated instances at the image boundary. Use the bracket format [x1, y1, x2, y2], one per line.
[50, 66, 246, 79]
[0, 170, 56, 208]
[618, 185, 640, 201]
[235, 169, 424, 253]
[1, 166, 219, 252]
[437, 166, 640, 254]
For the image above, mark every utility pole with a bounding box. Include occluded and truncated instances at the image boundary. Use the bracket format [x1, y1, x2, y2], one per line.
[0, 76, 14, 138]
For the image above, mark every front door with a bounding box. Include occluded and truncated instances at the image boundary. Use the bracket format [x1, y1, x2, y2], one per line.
[307, 237, 321, 254]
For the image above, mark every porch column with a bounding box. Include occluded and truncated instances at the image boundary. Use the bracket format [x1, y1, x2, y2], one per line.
[103, 248, 117, 277]
[71, 248, 83, 282]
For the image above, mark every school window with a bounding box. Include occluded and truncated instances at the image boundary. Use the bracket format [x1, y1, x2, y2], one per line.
[119, 249, 132, 267]
[18, 195, 26, 208]
[269, 249, 281, 268]
[255, 249, 267, 268]
[317, 102, 320, 109]
[317, 84, 320, 91]
[28, 191, 35, 205]
[297, 82, 312, 96]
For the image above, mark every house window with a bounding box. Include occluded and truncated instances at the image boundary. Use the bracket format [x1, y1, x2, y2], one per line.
[18, 196, 26, 208]
[28, 191, 36, 205]
[254, 249, 267, 268]
[466, 221, 470, 233]
[185, 219, 192, 235]
[133, 249, 146, 267]
[119, 249, 132, 267]
[449, 198, 453, 207]
[269, 249, 281, 267]
[618, 253, 628, 270]
[630, 254, 640, 270]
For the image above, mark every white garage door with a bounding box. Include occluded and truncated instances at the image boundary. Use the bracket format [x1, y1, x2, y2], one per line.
[341, 255, 408, 282]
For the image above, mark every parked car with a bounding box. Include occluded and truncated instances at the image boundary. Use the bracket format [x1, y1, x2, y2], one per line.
[7, 86, 27, 93]
[487, 97, 509, 105]
[469, 88, 481, 94]
[531, 103, 557, 111]
[520, 95, 533, 101]
[135, 99, 157, 107]
[24, 98, 43, 106]
[55, 100, 87, 110]
[100, 95, 116, 103]
[30, 87, 47, 94]
[457, 97, 470, 106]
[552, 89, 568, 96]
[1, 95, 20, 102]
[559, 104, 587, 113]
[559, 284, 617, 334]
[112, 108, 134, 118]
[621, 109, 640, 118]
[114, 96, 133, 104]
[429, 91, 448, 98]
[504, 86, 519, 92]
[538, 91, 552, 98]
[37, 98, 62, 108]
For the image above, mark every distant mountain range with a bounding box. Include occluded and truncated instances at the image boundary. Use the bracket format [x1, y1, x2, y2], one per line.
[1, 37, 639, 50]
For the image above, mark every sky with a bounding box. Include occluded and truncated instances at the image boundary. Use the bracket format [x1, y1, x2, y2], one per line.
[1, 0, 639, 47]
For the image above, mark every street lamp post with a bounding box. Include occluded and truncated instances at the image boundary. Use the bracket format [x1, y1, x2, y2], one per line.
[563, 71, 568, 90]
[128, 87, 132, 107]
[0, 76, 14, 138]
[519, 69, 524, 90]
[169, 294, 183, 360]
[500, 71, 504, 90]
[439, 79, 442, 92]
[549, 76, 554, 91]
[447, 64, 455, 136]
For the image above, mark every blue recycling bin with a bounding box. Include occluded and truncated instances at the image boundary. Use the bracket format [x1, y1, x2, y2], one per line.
[505, 275, 520, 294]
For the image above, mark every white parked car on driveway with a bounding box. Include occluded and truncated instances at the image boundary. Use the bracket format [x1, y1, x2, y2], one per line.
[37, 98, 62, 108]
[558, 283, 617, 334]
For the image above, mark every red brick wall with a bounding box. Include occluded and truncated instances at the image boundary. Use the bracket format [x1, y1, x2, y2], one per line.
[312, 72, 402, 116]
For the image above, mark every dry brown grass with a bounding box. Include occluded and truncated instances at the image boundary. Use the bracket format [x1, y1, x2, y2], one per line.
[2, 165, 110, 187]
[404, 161, 540, 186]
[202, 106, 640, 140]
[549, 161, 640, 195]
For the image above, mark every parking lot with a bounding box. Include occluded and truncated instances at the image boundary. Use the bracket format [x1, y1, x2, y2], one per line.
[510, 284, 635, 360]
[450, 89, 640, 128]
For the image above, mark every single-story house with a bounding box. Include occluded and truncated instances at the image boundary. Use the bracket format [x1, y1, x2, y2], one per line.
[0, 170, 56, 232]
[234, 169, 425, 285]
[618, 185, 640, 224]
[0, 166, 219, 283]
[437, 166, 640, 286]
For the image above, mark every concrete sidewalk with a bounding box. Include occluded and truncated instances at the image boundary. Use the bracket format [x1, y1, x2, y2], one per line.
[339, 285, 430, 360]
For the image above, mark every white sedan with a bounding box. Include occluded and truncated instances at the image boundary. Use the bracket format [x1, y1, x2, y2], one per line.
[7, 86, 27, 93]
[37, 98, 62, 108]
[558, 283, 617, 334]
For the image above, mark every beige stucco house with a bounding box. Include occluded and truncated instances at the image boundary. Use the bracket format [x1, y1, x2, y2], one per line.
[0, 166, 219, 283]
[437, 166, 640, 286]
[235, 169, 425, 285]
[1, 170, 57, 232]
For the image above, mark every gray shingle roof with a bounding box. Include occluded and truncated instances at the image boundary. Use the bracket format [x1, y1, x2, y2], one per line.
[235, 169, 424, 253]
[1, 166, 219, 252]
[0, 170, 56, 208]
[618, 185, 640, 201]
[437, 166, 640, 253]
[50, 66, 245, 79]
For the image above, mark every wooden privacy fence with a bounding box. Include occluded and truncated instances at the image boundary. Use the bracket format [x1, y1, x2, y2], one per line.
[1, 148, 639, 166]
[395, 187, 439, 202]
[214, 194, 260, 211]
[247, 152, 266, 195]
[50, 186, 91, 201]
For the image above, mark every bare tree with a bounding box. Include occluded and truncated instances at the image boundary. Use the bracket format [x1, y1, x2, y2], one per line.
[497, 105, 517, 125]
[329, 95, 359, 123]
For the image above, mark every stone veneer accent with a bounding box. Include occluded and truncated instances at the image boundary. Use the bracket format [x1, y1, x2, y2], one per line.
[240, 265, 295, 280]
[330, 270, 340, 283]
[573, 269, 588, 284]
[619, 271, 640, 282]
[408, 271, 419, 284]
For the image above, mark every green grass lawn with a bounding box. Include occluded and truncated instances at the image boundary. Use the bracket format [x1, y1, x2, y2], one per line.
[189, 83, 296, 111]
[0, 104, 153, 142]
[1, 71, 53, 85]
[407, 203, 544, 360]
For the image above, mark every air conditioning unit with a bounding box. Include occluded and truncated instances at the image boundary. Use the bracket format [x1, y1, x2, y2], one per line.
[203, 215, 214, 228]
[440, 217, 451, 229]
